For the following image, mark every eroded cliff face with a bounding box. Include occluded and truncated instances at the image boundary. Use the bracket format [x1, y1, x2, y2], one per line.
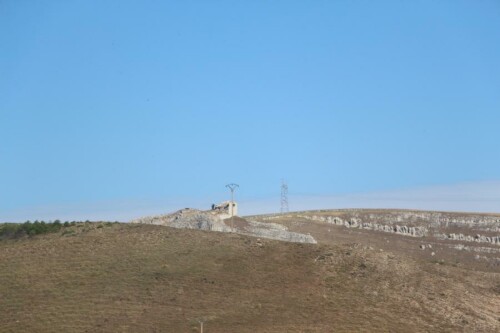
[295, 215, 429, 237]
[248, 209, 500, 268]
[258, 210, 500, 246]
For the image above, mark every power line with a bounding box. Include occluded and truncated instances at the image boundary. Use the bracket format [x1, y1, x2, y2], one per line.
[225, 183, 239, 229]
[281, 179, 289, 214]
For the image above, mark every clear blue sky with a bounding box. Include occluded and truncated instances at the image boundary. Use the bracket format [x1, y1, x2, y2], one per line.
[1, 1, 499, 221]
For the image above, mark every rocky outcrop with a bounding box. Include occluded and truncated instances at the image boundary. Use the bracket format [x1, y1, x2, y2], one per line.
[242, 220, 316, 244]
[132, 208, 232, 232]
[258, 210, 500, 229]
[439, 233, 500, 245]
[250, 209, 500, 267]
[132, 209, 316, 244]
[296, 215, 428, 237]
[255, 210, 500, 245]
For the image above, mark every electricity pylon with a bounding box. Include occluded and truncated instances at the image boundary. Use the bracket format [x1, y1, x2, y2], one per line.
[281, 179, 289, 214]
[225, 183, 239, 229]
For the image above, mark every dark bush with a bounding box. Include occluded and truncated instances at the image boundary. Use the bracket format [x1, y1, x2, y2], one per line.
[0, 220, 68, 240]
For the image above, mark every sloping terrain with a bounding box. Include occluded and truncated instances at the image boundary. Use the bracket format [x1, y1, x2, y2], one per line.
[247, 209, 500, 272]
[0, 221, 498, 332]
[132, 208, 316, 243]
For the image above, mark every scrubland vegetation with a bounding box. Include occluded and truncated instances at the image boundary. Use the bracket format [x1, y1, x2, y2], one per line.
[0, 220, 117, 240]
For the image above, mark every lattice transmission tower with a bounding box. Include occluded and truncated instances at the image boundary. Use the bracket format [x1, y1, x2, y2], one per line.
[280, 179, 289, 214]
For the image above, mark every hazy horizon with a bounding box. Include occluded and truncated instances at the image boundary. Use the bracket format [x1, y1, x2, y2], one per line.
[1, 180, 499, 222]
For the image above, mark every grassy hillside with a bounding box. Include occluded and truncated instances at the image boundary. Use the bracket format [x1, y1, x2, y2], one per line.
[0, 222, 498, 332]
[248, 209, 500, 272]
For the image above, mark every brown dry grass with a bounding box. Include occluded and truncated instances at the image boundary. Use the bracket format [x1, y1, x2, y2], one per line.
[0, 222, 498, 332]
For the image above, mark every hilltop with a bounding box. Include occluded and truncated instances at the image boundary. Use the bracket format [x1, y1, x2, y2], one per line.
[132, 207, 316, 244]
[0, 219, 499, 332]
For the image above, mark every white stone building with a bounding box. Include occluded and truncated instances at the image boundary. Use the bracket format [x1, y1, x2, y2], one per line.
[211, 201, 238, 218]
